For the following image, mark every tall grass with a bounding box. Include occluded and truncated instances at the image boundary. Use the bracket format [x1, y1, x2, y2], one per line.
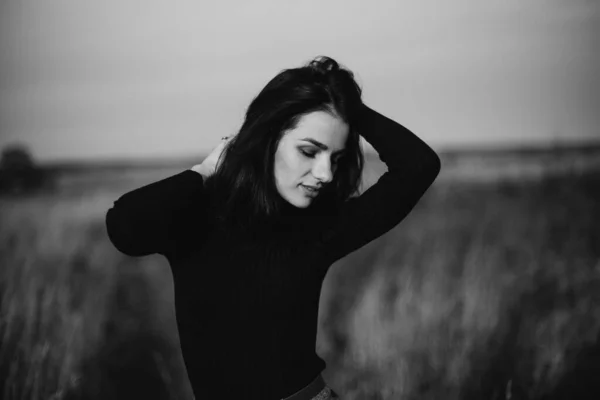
[1, 167, 599, 399]
[0, 191, 190, 400]
[318, 173, 600, 399]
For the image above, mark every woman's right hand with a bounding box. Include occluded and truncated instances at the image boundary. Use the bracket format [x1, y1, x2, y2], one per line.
[191, 136, 233, 178]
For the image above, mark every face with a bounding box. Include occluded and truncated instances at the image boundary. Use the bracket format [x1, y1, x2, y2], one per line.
[274, 110, 349, 208]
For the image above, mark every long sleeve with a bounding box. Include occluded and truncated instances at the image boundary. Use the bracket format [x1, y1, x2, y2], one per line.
[319, 104, 441, 264]
[105, 169, 210, 257]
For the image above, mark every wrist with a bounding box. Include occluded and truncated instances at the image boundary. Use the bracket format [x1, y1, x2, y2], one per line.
[190, 164, 210, 178]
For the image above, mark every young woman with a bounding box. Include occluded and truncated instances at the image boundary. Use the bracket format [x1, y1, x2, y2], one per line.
[105, 56, 441, 400]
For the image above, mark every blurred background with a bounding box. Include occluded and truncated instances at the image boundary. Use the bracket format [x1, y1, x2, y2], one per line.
[0, 0, 599, 399]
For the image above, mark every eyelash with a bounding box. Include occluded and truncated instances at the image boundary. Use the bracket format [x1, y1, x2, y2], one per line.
[300, 150, 316, 158]
[300, 150, 341, 163]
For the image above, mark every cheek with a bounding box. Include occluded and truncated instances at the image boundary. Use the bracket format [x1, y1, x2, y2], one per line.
[275, 156, 295, 187]
[282, 156, 305, 179]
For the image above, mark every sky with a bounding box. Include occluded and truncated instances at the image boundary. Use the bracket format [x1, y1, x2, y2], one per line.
[0, 0, 598, 162]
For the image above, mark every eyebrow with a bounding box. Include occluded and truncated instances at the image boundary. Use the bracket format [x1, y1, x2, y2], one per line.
[300, 138, 346, 155]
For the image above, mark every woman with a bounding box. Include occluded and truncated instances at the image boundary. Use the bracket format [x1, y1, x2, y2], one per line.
[105, 56, 441, 400]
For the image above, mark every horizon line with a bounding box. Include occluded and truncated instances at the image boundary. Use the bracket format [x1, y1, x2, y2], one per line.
[33, 137, 600, 168]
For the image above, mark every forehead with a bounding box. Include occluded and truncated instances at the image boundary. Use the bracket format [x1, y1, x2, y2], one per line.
[285, 111, 348, 149]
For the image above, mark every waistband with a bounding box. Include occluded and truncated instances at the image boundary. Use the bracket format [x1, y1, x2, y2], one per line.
[281, 373, 330, 400]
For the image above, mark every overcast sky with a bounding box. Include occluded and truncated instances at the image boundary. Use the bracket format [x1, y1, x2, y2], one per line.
[0, 0, 598, 162]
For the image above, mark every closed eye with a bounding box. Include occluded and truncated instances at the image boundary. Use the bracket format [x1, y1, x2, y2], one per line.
[300, 150, 316, 158]
[300, 149, 342, 164]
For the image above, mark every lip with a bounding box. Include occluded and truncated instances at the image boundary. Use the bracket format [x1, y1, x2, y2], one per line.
[300, 184, 319, 196]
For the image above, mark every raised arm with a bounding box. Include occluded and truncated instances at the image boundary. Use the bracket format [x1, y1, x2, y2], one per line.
[105, 169, 210, 257]
[319, 104, 441, 264]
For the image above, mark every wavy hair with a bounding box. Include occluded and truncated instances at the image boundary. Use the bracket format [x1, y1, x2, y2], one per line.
[203, 55, 365, 232]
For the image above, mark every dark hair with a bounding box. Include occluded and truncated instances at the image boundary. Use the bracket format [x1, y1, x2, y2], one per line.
[203, 55, 364, 232]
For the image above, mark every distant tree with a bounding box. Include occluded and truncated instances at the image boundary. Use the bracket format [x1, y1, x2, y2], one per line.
[0, 145, 35, 169]
[0, 144, 54, 195]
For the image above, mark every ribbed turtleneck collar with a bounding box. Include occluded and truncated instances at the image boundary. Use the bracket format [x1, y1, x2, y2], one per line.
[279, 198, 311, 218]
[210, 191, 332, 243]
[245, 196, 319, 240]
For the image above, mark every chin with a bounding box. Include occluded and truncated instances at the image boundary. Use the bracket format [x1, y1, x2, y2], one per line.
[290, 197, 311, 208]
[283, 194, 311, 209]
[278, 186, 314, 209]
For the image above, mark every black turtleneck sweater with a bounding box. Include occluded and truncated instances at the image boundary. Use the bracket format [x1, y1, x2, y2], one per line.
[105, 105, 441, 399]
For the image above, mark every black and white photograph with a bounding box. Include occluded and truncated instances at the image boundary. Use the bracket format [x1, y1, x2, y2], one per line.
[0, 1, 599, 399]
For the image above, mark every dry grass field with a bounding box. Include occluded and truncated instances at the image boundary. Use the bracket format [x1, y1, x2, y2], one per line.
[1, 148, 599, 400]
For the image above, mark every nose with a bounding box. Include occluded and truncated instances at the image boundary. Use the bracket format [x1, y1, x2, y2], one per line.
[312, 157, 334, 185]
